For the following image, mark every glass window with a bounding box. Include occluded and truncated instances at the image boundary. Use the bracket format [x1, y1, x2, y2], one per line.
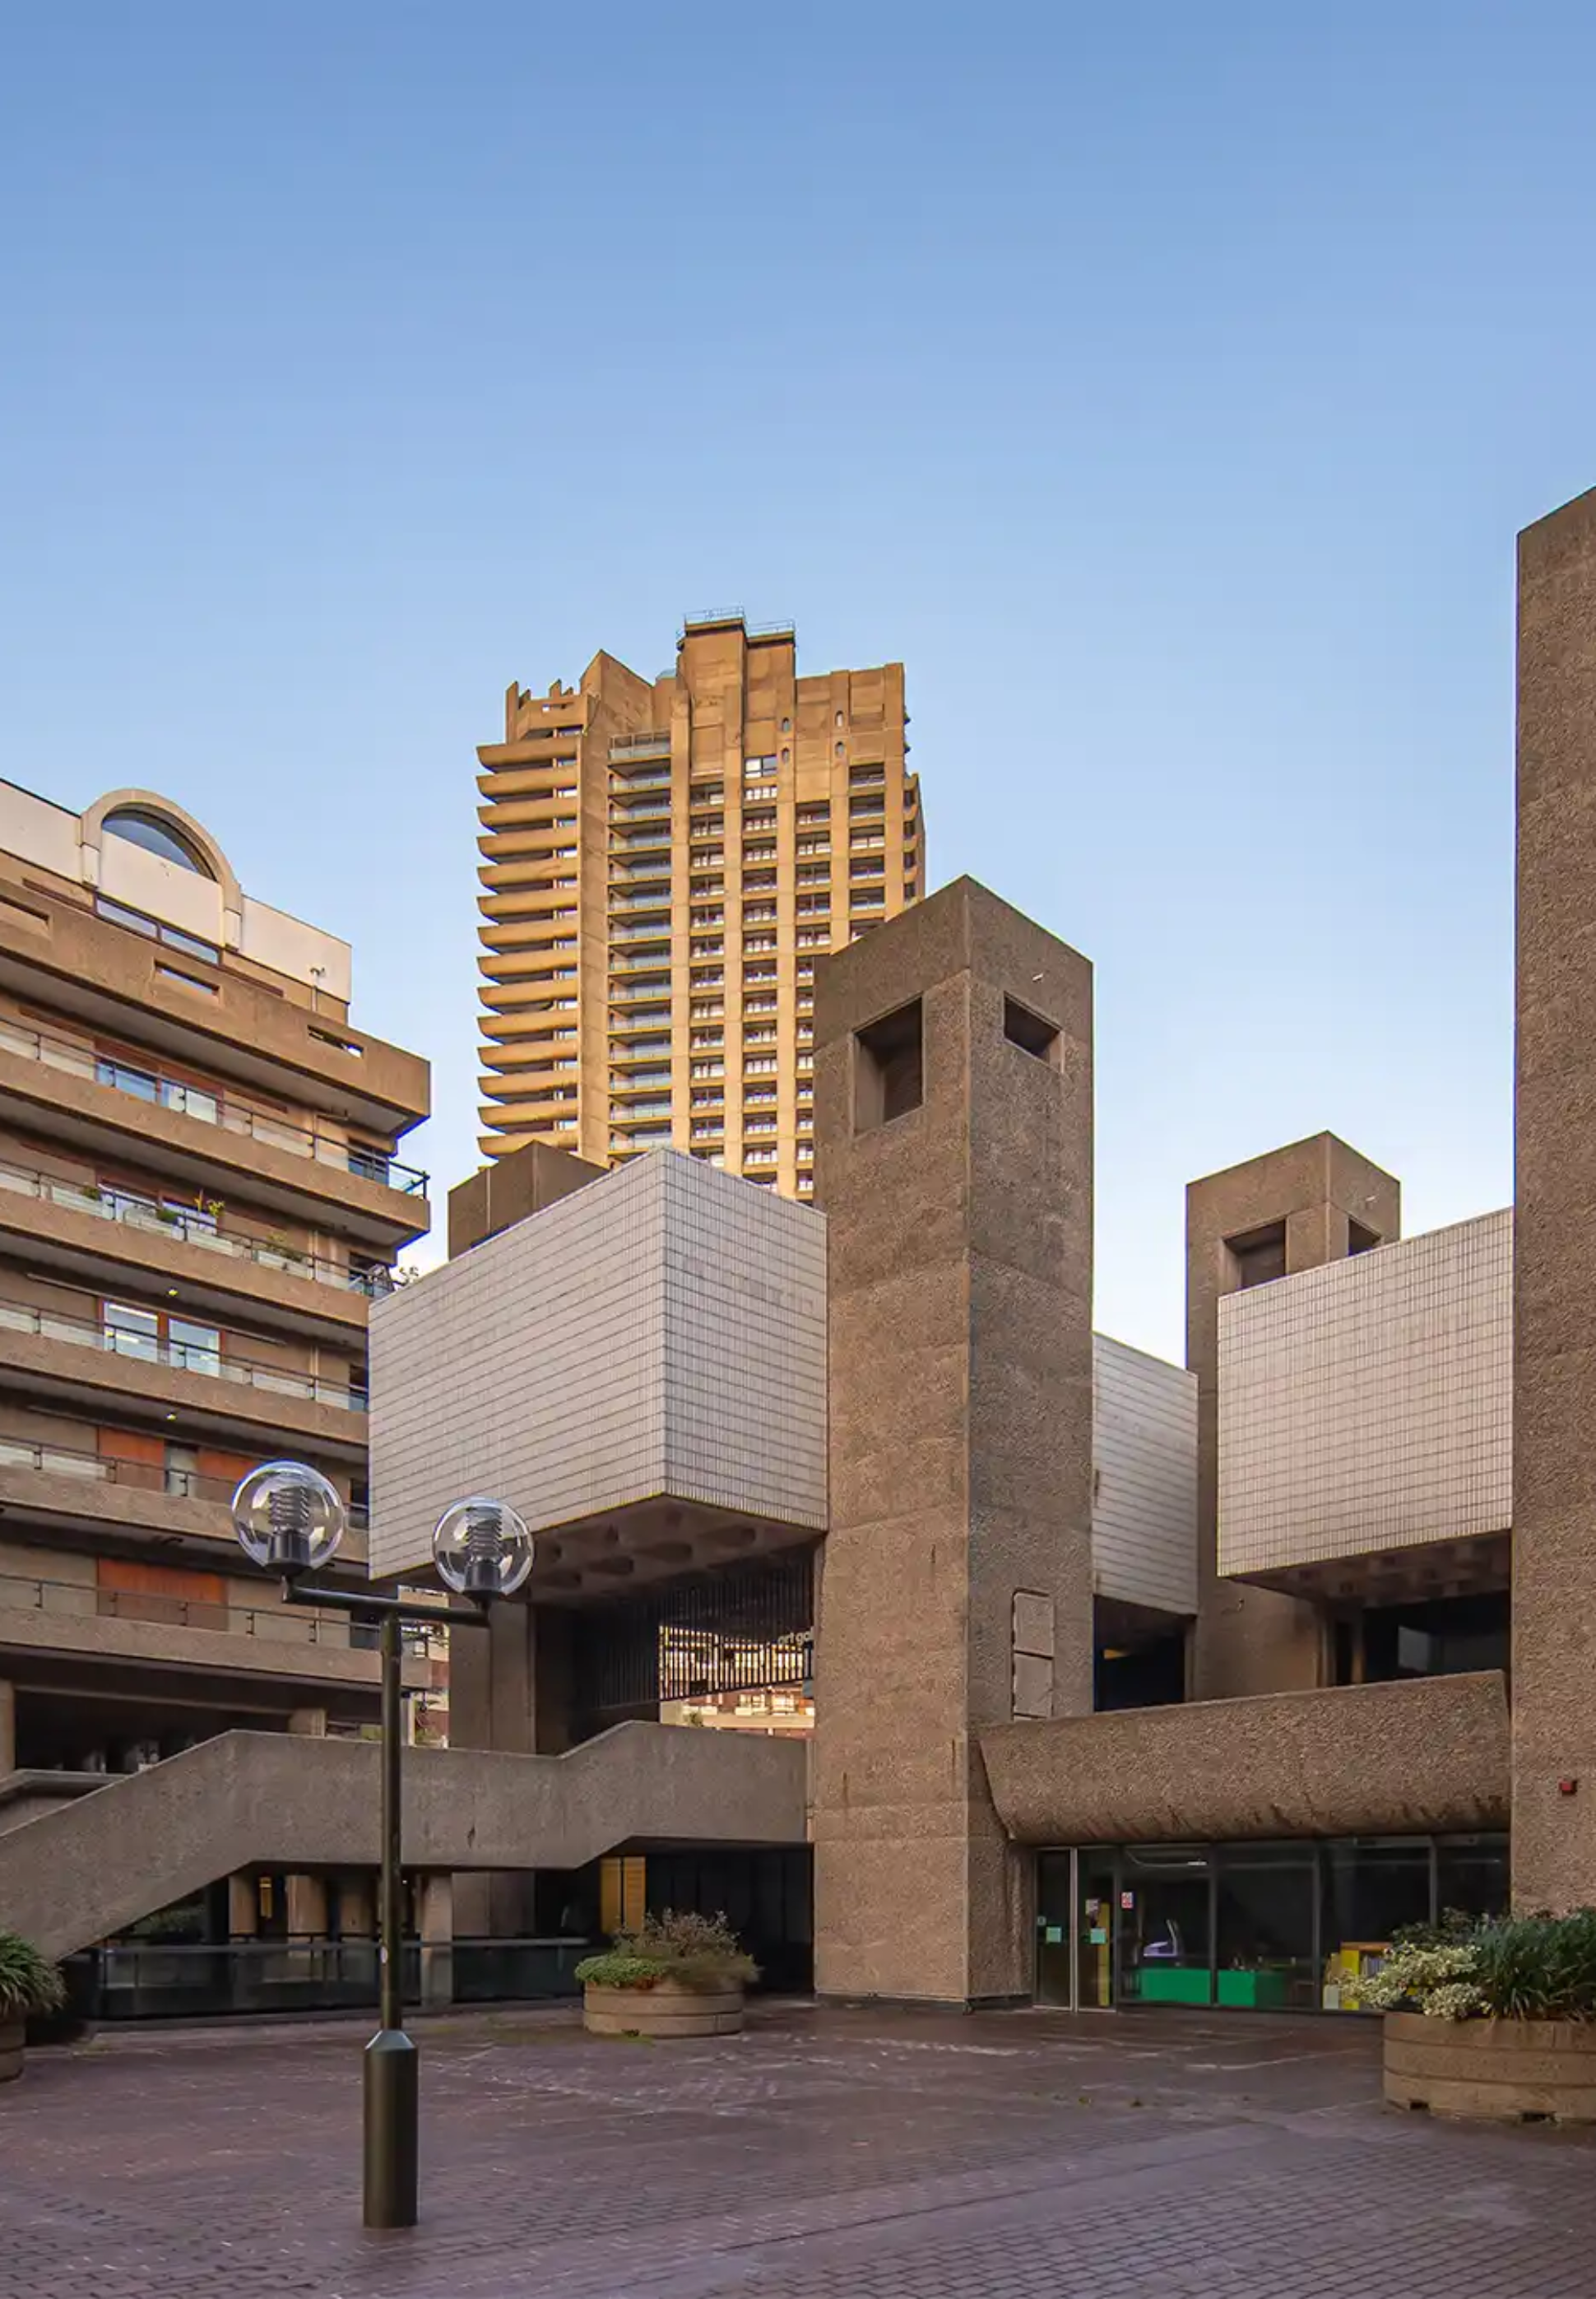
[1215, 1843, 1317, 2011]
[168, 1318, 220, 1375]
[160, 1080, 218, 1124]
[1118, 1846, 1211, 2006]
[1320, 1838, 1432, 2013]
[98, 1056, 158, 1103]
[95, 895, 159, 939]
[1435, 1835, 1509, 1925]
[102, 809, 213, 875]
[104, 1302, 160, 1360]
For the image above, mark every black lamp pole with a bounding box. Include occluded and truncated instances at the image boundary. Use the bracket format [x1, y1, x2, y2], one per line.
[280, 1578, 488, 2231]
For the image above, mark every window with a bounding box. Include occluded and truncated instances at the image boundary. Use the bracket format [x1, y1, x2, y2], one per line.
[95, 895, 220, 965]
[743, 755, 777, 779]
[104, 1301, 160, 1362]
[102, 809, 213, 875]
[1004, 997, 1060, 1066]
[1227, 1221, 1287, 1290]
[1348, 1218, 1381, 1256]
[855, 998, 922, 1130]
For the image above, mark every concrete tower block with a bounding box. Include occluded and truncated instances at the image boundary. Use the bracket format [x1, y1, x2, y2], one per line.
[811, 878, 1093, 2007]
[1186, 1132, 1399, 1702]
[1514, 485, 1596, 1911]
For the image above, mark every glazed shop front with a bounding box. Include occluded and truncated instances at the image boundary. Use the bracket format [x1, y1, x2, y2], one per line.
[1034, 1836, 1508, 2014]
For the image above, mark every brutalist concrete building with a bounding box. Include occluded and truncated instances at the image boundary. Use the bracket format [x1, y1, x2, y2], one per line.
[7, 484, 1596, 2023]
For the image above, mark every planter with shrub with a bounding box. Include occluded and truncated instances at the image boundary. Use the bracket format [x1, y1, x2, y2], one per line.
[576, 1911, 758, 2039]
[0, 1930, 66, 2082]
[1370, 1909, 1596, 2123]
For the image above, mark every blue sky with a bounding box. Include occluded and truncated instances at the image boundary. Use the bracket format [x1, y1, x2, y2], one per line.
[2, 3, 1589, 1358]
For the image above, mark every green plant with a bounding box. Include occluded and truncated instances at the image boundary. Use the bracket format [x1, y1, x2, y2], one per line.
[0, 1931, 66, 2023]
[575, 1909, 759, 1995]
[1363, 1907, 1596, 2023]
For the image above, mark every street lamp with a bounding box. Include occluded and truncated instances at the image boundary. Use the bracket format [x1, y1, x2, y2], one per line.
[231, 1460, 531, 2230]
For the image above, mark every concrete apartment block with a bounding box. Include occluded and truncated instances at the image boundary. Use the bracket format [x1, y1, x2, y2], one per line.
[1091, 1335, 1197, 1620]
[812, 876, 1094, 2007]
[1219, 1210, 1510, 1597]
[1515, 484, 1596, 1912]
[368, 1150, 828, 1588]
[1187, 1132, 1400, 1700]
[475, 615, 925, 1201]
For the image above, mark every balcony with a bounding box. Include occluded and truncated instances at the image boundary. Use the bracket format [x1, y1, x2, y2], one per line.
[610, 892, 673, 916]
[0, 1298, 368, 1455]
[609, 734, 672, 763]
[0, 1439, 372, 1569]
[0, 886, 428, 1138]
[0, 1018, 428, 1250]
[610, 1098, 673, 1123]
[610, 796, 672, 823]
[609, 1040, 673, 1066]
[610, 1070, 672, 1094]
[0, 1572, 429, 1698]
[0, 1158, 387, 1344]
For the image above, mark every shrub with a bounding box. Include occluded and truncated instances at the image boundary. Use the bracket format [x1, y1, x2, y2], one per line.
[575, 1909, 759, 1995]
[1363, 1907, 1596, 2023]
[0, 1932, 66, 2023]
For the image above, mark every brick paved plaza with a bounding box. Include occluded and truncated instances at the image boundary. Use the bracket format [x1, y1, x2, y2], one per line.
[3, 2003, 1595, 2298]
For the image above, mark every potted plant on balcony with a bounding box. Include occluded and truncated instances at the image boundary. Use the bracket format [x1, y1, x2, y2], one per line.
[1370, 1908, 1596, 2123]
[576, 1910, 758, 2039]
[0, 1930, 66, 2082]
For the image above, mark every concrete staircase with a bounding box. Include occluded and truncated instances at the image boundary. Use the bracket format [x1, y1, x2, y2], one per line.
[0, 1723, 809, 1958]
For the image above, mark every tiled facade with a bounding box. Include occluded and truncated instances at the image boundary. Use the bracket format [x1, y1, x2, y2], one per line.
[369, 1152, 828, 1586]
[1092, 1336, 1198, 1618]
[1218, 1210, 1511, 1591]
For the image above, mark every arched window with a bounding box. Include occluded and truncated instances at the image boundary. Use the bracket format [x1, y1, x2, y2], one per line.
[101, 808, 215, 877]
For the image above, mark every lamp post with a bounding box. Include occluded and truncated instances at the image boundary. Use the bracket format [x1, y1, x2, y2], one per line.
[231, 1460, 531, 2230]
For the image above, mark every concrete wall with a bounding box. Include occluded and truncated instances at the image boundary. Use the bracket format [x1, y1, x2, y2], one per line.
[369, 1150, 828, 1579]
[1219, 1209, 1511, 1581]
[981, 1671, 1510, 1844]
[1092, 1335, 1197, 1617]
[1515, 485, 1596, 1912]
[0, 1721, 810, 1959]
[1188, 1134, 1400, 1698]
[812, 877, 1094, 2007]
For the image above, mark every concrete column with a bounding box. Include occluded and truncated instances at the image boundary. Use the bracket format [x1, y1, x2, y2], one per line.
[288, 1707, 327, 1735]
[339, 1874, 375, 1938]
[0, 1680, 14, 1776]
[449, 1603, 573, 1938]
[418, 1873, 454, 2010]
[1186, 1135, 1399, 1702]
[284, 1873, 327, 1939]
[812, 878, 1095, 2007]
[227, 1873, 258, 1940]
[1514, 485, 1596, 1911]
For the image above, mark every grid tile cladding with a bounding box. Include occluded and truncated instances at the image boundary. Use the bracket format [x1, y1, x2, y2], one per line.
[660, 1155, 827, 1525]
[1092, 1335, 1198, 1615]
[1218, 1208, 1511, 1580]
[368, 1153, 826, 1580]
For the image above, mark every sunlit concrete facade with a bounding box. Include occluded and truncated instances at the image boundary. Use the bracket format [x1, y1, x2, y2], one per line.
[13, 485, 1596, 2024]
[475, 615, 925, 1200]
[0, 779, 431, 1782]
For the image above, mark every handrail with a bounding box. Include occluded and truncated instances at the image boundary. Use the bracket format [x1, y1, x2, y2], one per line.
[0, 1298, 368, 1413]
[0, 1018, 427, 1197]
[0, 1435, 369, 1526]
[0, 1155, 394, 1298]
[0, 1570, 431, 1650]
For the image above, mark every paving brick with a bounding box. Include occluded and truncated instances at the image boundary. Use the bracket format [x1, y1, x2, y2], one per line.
[2, 2004, 1594, 2299]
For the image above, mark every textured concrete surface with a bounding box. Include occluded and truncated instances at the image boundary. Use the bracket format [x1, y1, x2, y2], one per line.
[1514, 485, 1596, 1913]
[0, 1722, 807, 1958]
[5, 2003, 1596, 2298]
[1385, 2010, 1596, 2121]
[1187, 1132, 1400, 1701]
[981, 1670, 1510, 1843]
[813, 878, 1094, 2006]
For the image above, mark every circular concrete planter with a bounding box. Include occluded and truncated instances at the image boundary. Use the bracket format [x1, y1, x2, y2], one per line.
[0, 2020, 24, 2083]
[582, 1981, 745, 2039]
[1385, 2011, 1596, 2123]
